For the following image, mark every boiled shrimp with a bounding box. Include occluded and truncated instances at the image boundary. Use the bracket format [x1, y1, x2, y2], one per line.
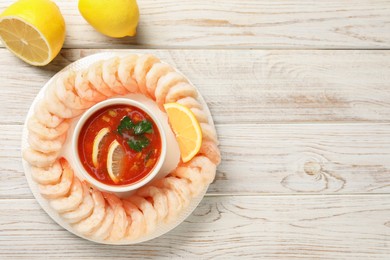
[50, 177, 83, 213]
[183, 156, 217, 185]
[154, 176, 191, 209]
[30, 159, 62, 185]
[87, 61, 116, 97]
[34, 100, 64, 128]
[27, 116, 69, 140]
[145, 62, 173, 98]
[172, 166, 204, 197]
[122, 200, 146, 240]
[92, 205, 114, 241]
[72, 188, 106, 235]
[39, 158, 73, 199]
[45, 83, 84, 118]
[198, 140, 221, 165]
[200, 123, 219, 145]
[155, 72, 187, 109]
[161, 187, 182, 221]
[117, 54, 139, 93]
[23, 147, 59, 168]
[54, 70, 95, 109]
[134, 54, 160, 97]
[102, 57, 128, 95]
[190, 108, 209, 123]
[103, 192, 128, 241]
[125, 195, 157, 235]
[28, 132, 66, 154]
[165, 82, 198, 104]
[75, 69, 107, 102]
[61, 182, 94, 224]
[176, 96, 202, 110]
[137, 186, 169, 222]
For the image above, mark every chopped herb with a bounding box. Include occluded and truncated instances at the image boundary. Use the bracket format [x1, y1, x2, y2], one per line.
[117, 116, 134, 135]
[130, 164, 138, 172]
[145, 158, 156, 168]
[127, 136, 150, 152]
[133, 120, 153, 135]
[108, 110, 117, 117]
[102, 116, 110, 122]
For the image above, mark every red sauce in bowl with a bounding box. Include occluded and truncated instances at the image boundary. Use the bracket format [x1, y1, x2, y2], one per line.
[78, 104, 162, 186]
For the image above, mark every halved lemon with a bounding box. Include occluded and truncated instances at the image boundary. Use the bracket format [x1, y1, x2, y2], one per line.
[0, 0, 66, 66]
[92, 127, 110, 167]
[164, 103, 202, 163]
[107, 140, 125, 183]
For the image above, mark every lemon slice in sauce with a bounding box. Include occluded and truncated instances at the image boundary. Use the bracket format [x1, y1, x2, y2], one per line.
[92, 127, 110, 167]
[107, 139, 125, 183]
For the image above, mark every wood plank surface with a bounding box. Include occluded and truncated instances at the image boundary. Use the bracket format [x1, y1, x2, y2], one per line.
[0, 0, 390, 49]
[1, 49, 390, 124]
[2, 122, 390, 198]
[0, 195, 389, 259]
[1, 0, 390, 257]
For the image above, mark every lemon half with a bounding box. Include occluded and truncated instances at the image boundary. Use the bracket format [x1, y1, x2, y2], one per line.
[0, 0, 66, 66]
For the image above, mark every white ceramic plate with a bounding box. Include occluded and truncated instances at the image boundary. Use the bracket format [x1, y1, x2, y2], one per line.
[21, 52, 214, 244]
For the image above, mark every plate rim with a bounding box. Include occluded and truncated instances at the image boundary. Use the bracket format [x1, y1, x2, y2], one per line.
[21, 52, 215, 245]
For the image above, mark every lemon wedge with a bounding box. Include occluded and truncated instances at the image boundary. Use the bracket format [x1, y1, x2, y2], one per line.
[0, 0, 66, 66]
[164, 103, 202, 163]
[92, 127, 110, 167]
[107, 139, 125, 183]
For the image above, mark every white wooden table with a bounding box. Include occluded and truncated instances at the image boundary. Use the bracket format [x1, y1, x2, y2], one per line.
[1, 0, 390, 259]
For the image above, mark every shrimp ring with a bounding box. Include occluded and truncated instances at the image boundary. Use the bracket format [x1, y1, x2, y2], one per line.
[24, 54, 221, 243]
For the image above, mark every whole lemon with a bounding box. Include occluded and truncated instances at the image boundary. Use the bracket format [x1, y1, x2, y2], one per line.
[78, 0, 139, 38]
[0, 0, 65, 66]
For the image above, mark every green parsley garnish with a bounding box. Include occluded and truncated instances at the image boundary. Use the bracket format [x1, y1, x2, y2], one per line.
[127, 136, 150, 152]
[133, 120, 153, 135]
[118, 116, 154, 152]
[117, 116, 134, 135]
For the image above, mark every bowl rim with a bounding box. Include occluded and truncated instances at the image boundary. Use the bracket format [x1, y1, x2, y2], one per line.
[71, 97, 167, 193]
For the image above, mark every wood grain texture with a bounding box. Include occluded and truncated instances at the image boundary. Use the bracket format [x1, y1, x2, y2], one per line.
[215, 123, 390, 194]
[3, 122, 390, 198]
[0, 195, 389, 259]
[0, 0, 390, 49]
[0, 2, 389, 255]
[1, 49, 390, 124]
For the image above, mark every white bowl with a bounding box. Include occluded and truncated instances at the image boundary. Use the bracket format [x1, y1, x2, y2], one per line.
[72, 98, 167, 194]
